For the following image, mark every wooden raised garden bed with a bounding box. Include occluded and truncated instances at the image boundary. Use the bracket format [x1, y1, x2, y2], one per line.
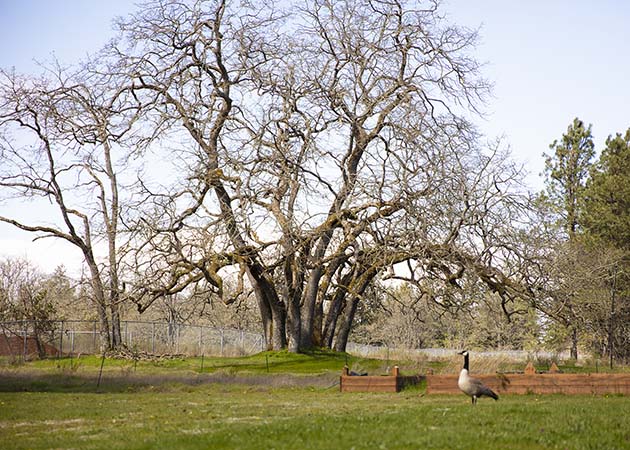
[340, 366, 424, 392]
[427, 363, 630, 395]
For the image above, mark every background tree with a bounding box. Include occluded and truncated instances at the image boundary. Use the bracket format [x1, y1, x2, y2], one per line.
[353, 279, 539, 351]
[539, 118, 595, 358]
[543, 117, 595, 238]
[582, 129, 630, 363]
[582, 129, 630, 250]
[535, 240, 624, 359]
[0, 67, 139, 350]
[0, 258, 71, 357]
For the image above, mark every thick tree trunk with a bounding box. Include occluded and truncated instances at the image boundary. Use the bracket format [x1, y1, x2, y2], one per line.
[570, 327, 579, 360]
[247, 264, 287, 350]
[312, 301, 324, 347]
[323, 271, 354, 348]
[284, 253, 304, 353]
[243, 261, 288, 351]
[96, 304, 111, 351]
[85, 258, 112, 350]
[312, 256, 346, 349]
[271, 308, 287, 350]
[254, 296, 274, 351]
[300, 268, 323, 349]
[110, 302, 122, 348]
[109, 276, 122, 349]
[256, 295, 274, 351]
[333, 266, 376, 352]
[334, 297, 359, 352]
[301, 230, 340, 349]
[33, 328, 46, 359]
[323, 290, 346, 349]
[287, 295, 301, 353]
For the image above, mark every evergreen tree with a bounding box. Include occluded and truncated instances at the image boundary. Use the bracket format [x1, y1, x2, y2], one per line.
[582, 129, 630, 364]
[541, 118, 595, 359]
[582, 129, 630, 250]
[543, 118, 595, 238]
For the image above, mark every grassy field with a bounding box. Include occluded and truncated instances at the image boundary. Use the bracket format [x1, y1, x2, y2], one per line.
[1, 352, 629, 449]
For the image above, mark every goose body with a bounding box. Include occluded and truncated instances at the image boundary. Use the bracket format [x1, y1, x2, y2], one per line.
[457, 350, 499, 404]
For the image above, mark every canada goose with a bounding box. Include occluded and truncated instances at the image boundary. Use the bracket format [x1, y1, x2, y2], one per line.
[457, 350, 499, 404]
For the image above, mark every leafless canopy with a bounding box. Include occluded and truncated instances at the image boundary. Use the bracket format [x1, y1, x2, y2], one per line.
[1, 0, 540, 352]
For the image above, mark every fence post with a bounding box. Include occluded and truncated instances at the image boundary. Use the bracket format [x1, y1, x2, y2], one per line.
[176, 325, 180, 354]
[220, 329, 224, 356]
[199, 326, 203, 357]
[92, 321, 97, 354]
[151, 322, 155, 354]
[59, 321, 64, 359]
[22, 320, 28, 361]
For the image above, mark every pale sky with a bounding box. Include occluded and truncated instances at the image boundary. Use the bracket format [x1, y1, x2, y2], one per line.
[1, 0, 629, 274]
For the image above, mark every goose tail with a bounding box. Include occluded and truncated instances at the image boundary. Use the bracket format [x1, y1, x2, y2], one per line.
[482, 386, 499, 400]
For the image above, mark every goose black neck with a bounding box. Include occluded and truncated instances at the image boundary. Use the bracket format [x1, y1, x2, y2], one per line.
[463, 353, 469, 370]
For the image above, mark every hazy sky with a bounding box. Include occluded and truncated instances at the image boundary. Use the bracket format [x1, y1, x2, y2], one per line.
[1, 0, 629, 273]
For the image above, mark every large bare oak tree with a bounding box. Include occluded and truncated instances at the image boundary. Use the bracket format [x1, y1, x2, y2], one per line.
[110, 0, 535, 351]
[1, 0, 539, 352]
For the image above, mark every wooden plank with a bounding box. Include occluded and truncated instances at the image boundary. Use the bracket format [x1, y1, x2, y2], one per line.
[342, 385, 398, 393]
[341, 380, 397, 392]
[340, 375, 397, 393]
[342, 377, 397, 385]
[340, 374, 424, 393]
[342, 384, 398, 390]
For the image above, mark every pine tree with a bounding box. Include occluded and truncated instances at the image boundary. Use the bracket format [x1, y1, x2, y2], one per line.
[541, 118, 595, 359]
[582, 129, 630, 250]
[543, 118, 595, 238]
[582, 128, 630, 364]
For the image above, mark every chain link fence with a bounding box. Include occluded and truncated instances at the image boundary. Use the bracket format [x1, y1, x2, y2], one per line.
[1, 320, 575, 363]
[0, 320, 265, 359]
[345, 342, 573, 361]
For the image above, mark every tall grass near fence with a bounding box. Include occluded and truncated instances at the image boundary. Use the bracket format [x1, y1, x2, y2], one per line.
[2, 321, 617, 378]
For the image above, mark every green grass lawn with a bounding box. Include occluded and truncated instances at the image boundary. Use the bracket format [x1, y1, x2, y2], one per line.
[1, 352, 629, 449]
[0, 385, 628, 449]
[4, 349, 391, 376]
[0, 350, 391, 393]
